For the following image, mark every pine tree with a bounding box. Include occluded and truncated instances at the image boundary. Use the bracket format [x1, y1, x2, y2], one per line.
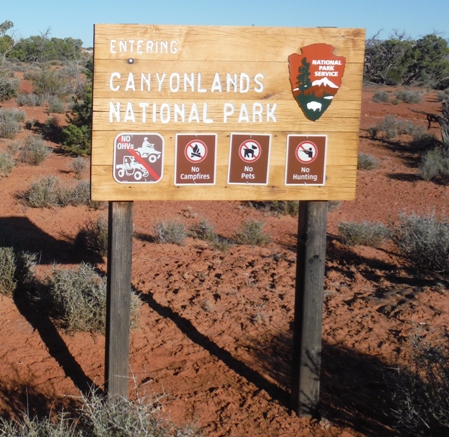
[296, 57, 312, 93]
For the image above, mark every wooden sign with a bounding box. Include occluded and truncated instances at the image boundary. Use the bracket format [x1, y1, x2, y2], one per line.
[92, 25, 365, 201]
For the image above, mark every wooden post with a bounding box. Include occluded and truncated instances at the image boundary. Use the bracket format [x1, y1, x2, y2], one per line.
[105, 201, 133, 399]
[291, 200, 328, 417]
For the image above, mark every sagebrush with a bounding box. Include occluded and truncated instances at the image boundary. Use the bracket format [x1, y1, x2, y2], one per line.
[75, 217, 108, 256]
[339, 221, 389, 247]
[41, 263, 139, 334]
[233, 220, 272, 246]
[154, 220, 187, 245]
[392, 212, 449, 272]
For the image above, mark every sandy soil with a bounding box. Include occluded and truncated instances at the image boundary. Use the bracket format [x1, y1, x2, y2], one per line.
[0, 82, 448, 436]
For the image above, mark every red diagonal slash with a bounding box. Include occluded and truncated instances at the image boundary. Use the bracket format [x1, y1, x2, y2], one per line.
[126, 148, 161, 181]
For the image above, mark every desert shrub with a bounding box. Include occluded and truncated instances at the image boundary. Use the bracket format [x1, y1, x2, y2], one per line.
[0, 413, 77, 436]
[0, 247, 16, 295]
[0, 151, 15, 177]
[369, 115, 425, 140]
[0, 390, 198, 437]
[19, 135, 52, 165]
[70, 156, 87, 179]
[0, 107, 25, 139]
[41, 115, 64, 143]
[16, 92, 45, 106]
[410, 132, 438, 151]
[395, 90, 423, 104]
[41, 263, 139, 334]
[338, 221, 389, 247]
[19, 175, 60, 208]
[75, 217, 108, 256]
[244, 200, 299, 216]
[372, 90, 390, 103]
[47, 96, 66, 113]
[60, 180, 103, 209]
[357, 153, 379, 170]
[436, 88, 449, 102]
[19, 177, 99, 209]
[0, 73, 19, 101]
[154, 220, 187, 245]
[0, 248, 36, 296]
[29, 68, 72, 98]
[419, 147, 449, 184]
[233, 220, 272, 246]
[25, 118, 37, 130]
[390, 339, 449, 436]
[190, 219, 231, 251]
[392, 212, 449, 272]
[190, 219, 216, 242]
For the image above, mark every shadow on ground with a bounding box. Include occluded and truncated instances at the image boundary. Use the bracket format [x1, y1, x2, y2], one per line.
[0, 217, 103, 265]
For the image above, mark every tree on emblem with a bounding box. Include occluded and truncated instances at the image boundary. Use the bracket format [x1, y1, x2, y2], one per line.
[296, 57, 311, 93]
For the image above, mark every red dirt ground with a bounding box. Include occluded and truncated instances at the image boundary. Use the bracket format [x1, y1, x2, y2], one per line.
[0, 83, 448, 436]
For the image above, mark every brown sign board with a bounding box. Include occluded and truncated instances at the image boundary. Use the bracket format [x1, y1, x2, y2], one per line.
[92, 24, 365, 201]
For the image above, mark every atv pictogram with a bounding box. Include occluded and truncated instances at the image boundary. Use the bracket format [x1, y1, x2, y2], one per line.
[135, 138, 162, 163]
[115, 156, 149, 181]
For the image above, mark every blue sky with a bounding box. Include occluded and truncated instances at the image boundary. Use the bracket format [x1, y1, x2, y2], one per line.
[3, 0, 449, 47]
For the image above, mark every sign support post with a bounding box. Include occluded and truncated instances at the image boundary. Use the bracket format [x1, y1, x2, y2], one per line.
[105, 201, 134, 399]
[291, 200, 328, 417]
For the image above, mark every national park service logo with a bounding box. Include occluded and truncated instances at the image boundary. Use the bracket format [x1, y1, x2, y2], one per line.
[288, 43, 346, 121]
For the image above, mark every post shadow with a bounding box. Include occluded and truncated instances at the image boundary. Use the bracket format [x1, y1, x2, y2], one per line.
[136, 288, 289, 407]
[13, 287, 102, 397]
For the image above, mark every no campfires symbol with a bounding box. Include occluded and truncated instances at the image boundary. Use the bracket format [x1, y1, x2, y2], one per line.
[296, 140, 318, 164]
[185, 139, 207, 163]
[239, 139, 261, 163]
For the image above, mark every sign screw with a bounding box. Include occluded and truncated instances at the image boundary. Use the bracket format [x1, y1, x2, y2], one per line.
[128, 58, 134, 64]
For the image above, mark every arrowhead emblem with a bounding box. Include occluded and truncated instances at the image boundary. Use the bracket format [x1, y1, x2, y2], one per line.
[288, 43, 346, 121]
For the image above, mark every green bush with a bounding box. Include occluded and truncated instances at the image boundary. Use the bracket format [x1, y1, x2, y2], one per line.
[233, 220, 272, 246]
[75, 217, 108, 256]
[63, 123, 90, 155]
[42, 263, 139, 334]
[392, 212, 449, 272]
[338, 221, 389, 247]
[395, 90, 423, 104]
[372, 90, 390, 103]
[0, 151, 15, 177]
[19, 135, 52, 165]
[154, 220, 187, 245]
[0, 107, 25, 139]
[419, 147, 449, 184]
[358, 153, 379, 170]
